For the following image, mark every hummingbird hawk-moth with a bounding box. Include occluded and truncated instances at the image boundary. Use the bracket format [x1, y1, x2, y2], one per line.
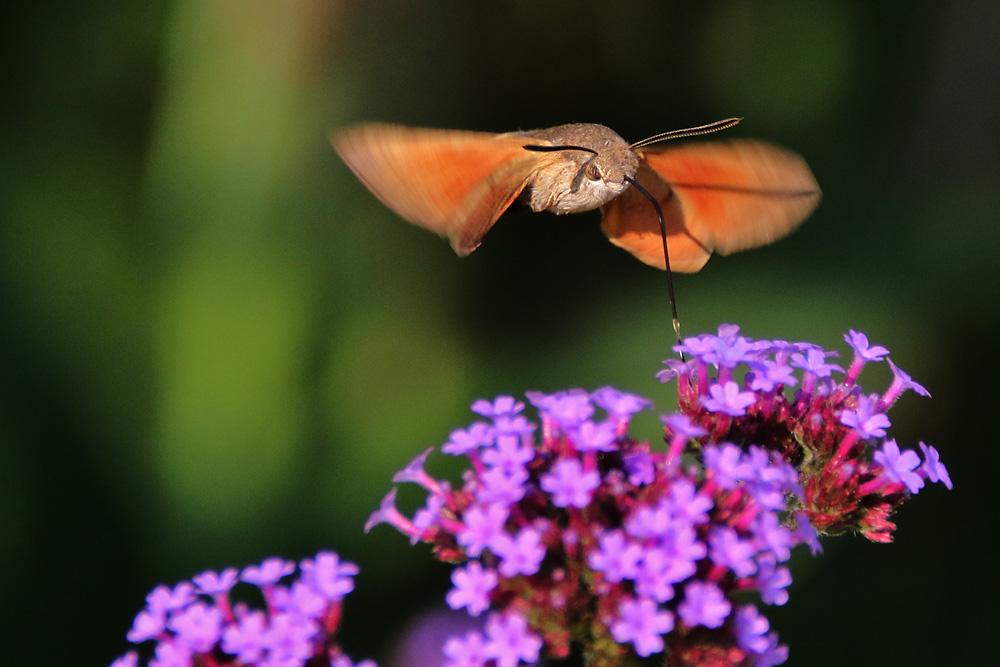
[332, 118, 819, 272]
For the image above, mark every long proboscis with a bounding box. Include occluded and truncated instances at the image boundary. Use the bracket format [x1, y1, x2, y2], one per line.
[623, 174, 684, 355]
[522, 140, 697, 354]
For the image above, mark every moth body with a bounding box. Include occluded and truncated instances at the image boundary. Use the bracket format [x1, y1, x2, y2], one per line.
[512, 124, 639, 214]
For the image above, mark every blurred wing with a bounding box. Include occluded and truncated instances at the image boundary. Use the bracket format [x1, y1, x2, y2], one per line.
[601, 140, 820, 272]
[333, 124, 551, 255]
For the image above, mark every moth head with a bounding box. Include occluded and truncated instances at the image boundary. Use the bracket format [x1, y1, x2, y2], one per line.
[523, 137, 639, 213]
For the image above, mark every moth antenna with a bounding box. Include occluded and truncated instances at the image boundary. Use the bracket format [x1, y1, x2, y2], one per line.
[623, 175, 684, 358]
[630, 117, 743, 150]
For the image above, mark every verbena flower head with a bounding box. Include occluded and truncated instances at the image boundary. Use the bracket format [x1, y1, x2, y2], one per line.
[663, 325, 947, 543]
[110, 552, 374, 667]
[368, 327, 949, 667]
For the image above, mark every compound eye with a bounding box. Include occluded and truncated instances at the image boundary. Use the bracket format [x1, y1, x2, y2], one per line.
[584, 162, 602, 182]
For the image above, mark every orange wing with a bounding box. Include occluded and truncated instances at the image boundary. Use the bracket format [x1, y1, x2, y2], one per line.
[333, 124, 552, 255]
[601, 140, 820, 272]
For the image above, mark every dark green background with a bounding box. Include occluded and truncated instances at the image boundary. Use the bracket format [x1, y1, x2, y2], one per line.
[2, 1, 995, 665]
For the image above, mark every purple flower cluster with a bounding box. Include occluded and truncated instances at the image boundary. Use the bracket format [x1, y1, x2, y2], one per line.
[368, 388, 821, 667]
[662, 325, 951, 542]
[110, 552, 374, 667]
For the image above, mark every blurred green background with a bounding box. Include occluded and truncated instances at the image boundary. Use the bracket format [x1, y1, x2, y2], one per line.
[2, 1, 996, 665]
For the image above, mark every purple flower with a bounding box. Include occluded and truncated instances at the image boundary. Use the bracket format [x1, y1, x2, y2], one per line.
[299, 551, 358, 601]
[476, 466, 529, 506]
[591, 386, 650, 418]
[874, 440, 925, 494]
[192, 569, 238, 596]
[261, 613, 318, 664]
[540, 458, 601, 508]
[481, 436, 534, 471]
[840, 394, 891, 439]
[526, 389, 594, 429]
[663, 479, 714, 526]
[111, 652, 138, 667]
[919, 442, 952, 489]
[654, 526, 705, 583]
[588, 530, 643, 583]
[483, 611, 542, 667]
[734, 604, 772, 654]
[708, 527, 757, 578]
[457, 504, 510, 557]
[443, 423, 495, 456]
[146, 583, 194, 615]
[708, 329, 756, 368]
[414, 494, 447, 533]
[656, 358, 693, 383]
[222, 611, 267, 664]
[751, 511, 796, 563]
[752, 633, 789, 667]
[623, 448, 656, 485]
[700, 381, 756, 417]
[756, 556, 792, 606]
[127, 609, 165, 643]
[746, 359, 797, 392]
[273, 580, 327, 619]
[149, 641, 191, 667]
[574, 419, 618, 452]
[660, 413, 708, 439]
[610, 598, 674, 657]
[373, 338, 945, 666]
[703, 444, 752, 489]
[447, 562, 498, 617]
[472, 396, 524, 419]
[394, 448, 448, 497]
[845, 330, 889, 362]
[633, 549, 678, 603]
[789, 347, 844, 378]
[241, 558, 295, 587]
[677, 581, 731, 629]
[491, 526, 546, 578]
[166, 601, 222, 652]
[674, 334, 718, 359]
[114, 551, 375, 667]
[883, 358, 931, 406]
[443, 631, 488, 667]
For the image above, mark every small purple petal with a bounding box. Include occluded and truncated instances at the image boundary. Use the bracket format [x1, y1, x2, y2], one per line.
[192, 568, 238, 595]
[443, 631, 488, 667]
[919, 442, 952, 490]
[167, 601, 223, 652]
[591, 386, 651, 417]
[526, 389, 594, 429]
[588, 530, 644, 583]
[677, 581, 731, 629]
[446, 561, 498, 617]
[789, 347, 844, 378]
[443, 422, 496, 456]
[610, 597, 674, 657]
[845, 330, 889, 361]
[300, 551, 358, 601]
[471, 396, 524, 419]
[660, 413, 708, 439]
[700, 381, 756, 417]
[874, 439, 925, 494]
[490, 526, 546, 578]
[840, 394, 891, 439]
[241, 557, 295, 586]
[483, 611, 542, 667]
[540, 457, 601, 508]
[457, 504, 510, 557]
